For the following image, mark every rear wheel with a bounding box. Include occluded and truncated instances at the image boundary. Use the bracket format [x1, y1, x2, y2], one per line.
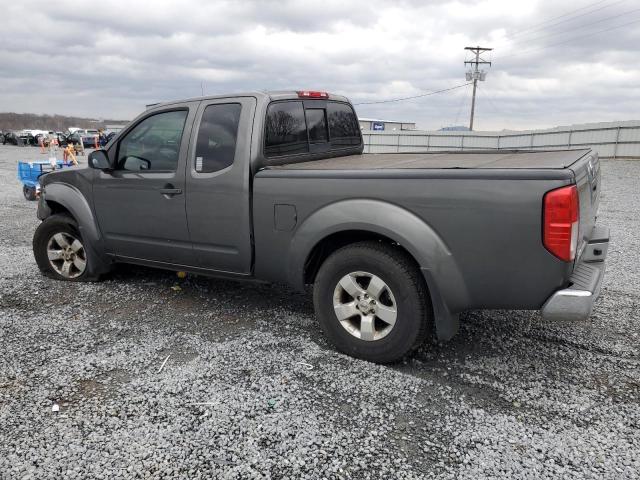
[23, 185, 36, 201]
[33, 215, 100, 281]
[313, 241, 432, 363]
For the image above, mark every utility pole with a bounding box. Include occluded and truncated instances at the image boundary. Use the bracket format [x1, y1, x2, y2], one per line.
[464, 46, 492, 131]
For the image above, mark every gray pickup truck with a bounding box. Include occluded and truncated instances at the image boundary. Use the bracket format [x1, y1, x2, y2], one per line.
[33, 90, 609, 363]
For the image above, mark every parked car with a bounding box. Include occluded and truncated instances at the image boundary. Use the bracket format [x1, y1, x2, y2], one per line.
[67, 130, 111, 148]
[32, 90, 609, 363]
[25, 130, 48, 146]
[101, 131, 117, 146]
[66, 132, 81, 145]
[74, 129, 100, 148]
[34, 131, 66, 148]
[3, 131, 21, 145]
[54, 132, 69, 147]
[18, 130, 38, 146]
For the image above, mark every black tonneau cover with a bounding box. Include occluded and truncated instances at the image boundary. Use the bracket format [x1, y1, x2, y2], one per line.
[272, 149, 591, 170]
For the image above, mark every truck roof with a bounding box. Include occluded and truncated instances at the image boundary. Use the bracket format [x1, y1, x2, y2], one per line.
[270, 149, 593, 170]
[148, 91, 351, 110]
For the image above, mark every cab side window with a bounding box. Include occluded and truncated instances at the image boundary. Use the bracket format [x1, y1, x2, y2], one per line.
[117, 110, 188, 171]
[194, 103, 242, 173]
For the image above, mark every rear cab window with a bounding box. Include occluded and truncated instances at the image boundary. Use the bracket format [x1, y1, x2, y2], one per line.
[265, 101, 308, 156]
[327, 103, 361, 146]
[305, 109, 328, 143]
[264, 99, 361, 159]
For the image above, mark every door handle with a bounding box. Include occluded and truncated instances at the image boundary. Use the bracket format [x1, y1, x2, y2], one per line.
[159, 184, 182, 197]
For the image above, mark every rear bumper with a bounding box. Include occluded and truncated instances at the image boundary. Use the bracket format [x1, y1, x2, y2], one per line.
[541, 225, 609, 322]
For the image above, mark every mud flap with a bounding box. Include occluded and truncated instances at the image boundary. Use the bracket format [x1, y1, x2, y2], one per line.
[421, 269, 460, 341]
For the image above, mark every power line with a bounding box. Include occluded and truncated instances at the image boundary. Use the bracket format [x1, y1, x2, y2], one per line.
[453, 84, 471, 126]
[477, 84, 507, 117]
[505, 5, 640, 49]
[352, 82, 472, 105]
[508, 0, 608, 36]
[507, 0, 624, 39]
[497, 17, 640, 61]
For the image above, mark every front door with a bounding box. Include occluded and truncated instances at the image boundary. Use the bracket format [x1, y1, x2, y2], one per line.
[93, 106, 196, 266]
[185, 97, 256, 273]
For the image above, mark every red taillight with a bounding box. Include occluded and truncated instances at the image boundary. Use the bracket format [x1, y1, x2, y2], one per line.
[543, 185, 579, 262]
[297, 91, 329, 99]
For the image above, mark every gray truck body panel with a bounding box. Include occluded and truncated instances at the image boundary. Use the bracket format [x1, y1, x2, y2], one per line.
[252, 172, 574, 307]
[37, 91, 607, 340]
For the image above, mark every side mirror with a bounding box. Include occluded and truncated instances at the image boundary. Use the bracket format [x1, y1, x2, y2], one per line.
[88, 150, 111, 170]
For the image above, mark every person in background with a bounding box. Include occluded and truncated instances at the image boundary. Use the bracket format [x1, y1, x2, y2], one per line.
[49, 140, 58, 170]
[63, 143, 78, 166]
[47, 131, 57, 146]
[48, 134, 58, 169]
[99, 129, 108, 147]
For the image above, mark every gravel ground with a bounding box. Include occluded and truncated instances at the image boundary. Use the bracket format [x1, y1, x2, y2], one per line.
[0, 145, 638, 479]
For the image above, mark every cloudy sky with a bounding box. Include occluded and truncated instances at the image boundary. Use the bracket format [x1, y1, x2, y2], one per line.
[1, 0, 639, 130]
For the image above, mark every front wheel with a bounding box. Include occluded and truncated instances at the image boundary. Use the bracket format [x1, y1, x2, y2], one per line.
[23, 185, 36, 201]
[313, 241, 432, 363]
[33, 215, 99, 281]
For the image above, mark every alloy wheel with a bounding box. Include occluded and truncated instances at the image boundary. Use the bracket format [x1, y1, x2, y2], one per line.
[332, 271, 398, 341]
[46, 232, 87, 279]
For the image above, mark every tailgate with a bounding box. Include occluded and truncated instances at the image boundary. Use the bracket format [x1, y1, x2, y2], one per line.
[570, 151, 601, 261]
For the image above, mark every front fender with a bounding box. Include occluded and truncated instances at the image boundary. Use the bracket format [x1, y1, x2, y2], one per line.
[40, 182, 101, 243]
[38, 182, 110, 274]
[289, 199, 470, 340]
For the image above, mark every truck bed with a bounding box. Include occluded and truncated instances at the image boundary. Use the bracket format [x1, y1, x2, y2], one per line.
[254, 146, 600, 312]
[269, 149, 592, 170]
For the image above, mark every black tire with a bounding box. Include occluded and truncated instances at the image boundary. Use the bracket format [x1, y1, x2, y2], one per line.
[33, 214, 101, 282]
[23, 185, 36, 201]
[313, 241, 432, 363]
